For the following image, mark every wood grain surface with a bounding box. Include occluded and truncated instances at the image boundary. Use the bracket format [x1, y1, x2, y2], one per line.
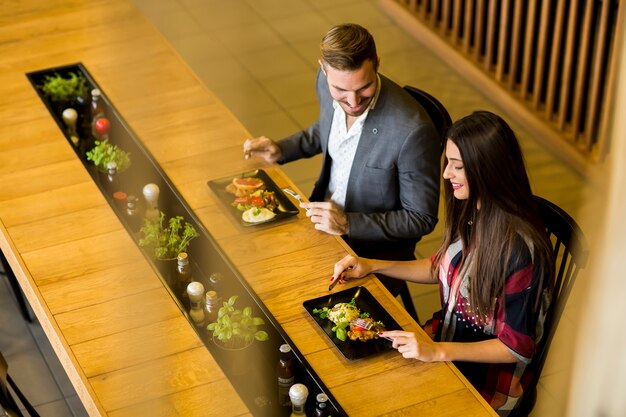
[0, 1, 496, 416]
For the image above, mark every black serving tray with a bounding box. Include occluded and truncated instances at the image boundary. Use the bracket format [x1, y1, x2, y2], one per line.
[208, 169, 299, 227]
[303, 286, 403, 360]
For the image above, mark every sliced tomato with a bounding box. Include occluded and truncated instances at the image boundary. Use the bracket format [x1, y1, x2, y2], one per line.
[250, 195, 264, 206]
[351, 326, 366, 332]
[233, 177, 264, 189]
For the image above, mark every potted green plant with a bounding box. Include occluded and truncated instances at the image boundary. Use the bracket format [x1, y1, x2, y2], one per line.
[86, 139, 131, 173]
[138, 212, 199, 260]
[207, 295, 269, 349]
[39, 71, 90, 104]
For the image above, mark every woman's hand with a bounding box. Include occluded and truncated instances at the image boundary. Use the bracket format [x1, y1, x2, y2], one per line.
[331, 255, 373, 285]
[380, 330, 441, 362]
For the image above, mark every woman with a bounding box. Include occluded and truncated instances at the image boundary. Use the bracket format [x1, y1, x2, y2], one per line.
[331, 111, 554, 415]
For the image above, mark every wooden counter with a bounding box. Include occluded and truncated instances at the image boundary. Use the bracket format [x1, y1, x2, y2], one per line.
[0, 1, 496, 416]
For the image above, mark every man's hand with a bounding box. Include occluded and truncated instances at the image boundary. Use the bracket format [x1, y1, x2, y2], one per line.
[300, 201, 349, 235]
[243, 136, 282, 164]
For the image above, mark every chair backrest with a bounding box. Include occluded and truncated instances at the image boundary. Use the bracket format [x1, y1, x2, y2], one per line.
[402, 85, 452, 150]
[515, 196, 589, 415]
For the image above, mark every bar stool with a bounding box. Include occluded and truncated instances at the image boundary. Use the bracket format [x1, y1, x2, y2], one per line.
[0, 250, 32, 323]
[0, 351, 41, 417]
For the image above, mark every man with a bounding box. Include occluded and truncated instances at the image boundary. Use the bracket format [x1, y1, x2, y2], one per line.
[243, 23, 440, 296]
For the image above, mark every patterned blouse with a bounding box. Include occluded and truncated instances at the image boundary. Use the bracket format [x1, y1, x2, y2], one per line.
[431, 238, 548, 415]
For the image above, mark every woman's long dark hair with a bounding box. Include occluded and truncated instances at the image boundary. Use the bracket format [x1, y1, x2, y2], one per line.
[432, 111, 554, 318]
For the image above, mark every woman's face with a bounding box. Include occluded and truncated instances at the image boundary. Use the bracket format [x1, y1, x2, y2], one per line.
[443, 140, 469, 200]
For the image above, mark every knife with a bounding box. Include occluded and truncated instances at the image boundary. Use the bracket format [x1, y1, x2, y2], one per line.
[328, 266, 353, 291]
[328, 276, 340, 291]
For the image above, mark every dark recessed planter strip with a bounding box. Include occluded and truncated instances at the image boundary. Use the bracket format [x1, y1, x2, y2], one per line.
[26, 63, 345, 417]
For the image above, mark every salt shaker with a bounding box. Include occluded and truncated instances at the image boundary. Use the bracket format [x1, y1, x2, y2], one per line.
[142, 183, 160, 221]
[186, 281, 206, 328]
[289, 383, 308, 416]
[62, 108, 79, 146]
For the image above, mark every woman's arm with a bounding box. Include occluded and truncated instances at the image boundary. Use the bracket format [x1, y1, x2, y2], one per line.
[381, 331, 519, 363]
[332, 255, 437, 284]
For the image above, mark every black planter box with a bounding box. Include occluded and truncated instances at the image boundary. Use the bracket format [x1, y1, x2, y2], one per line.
[27, 63, 344, 417]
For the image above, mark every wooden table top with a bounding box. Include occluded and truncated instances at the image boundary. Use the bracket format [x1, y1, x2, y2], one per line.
[0, 1, 496, 416]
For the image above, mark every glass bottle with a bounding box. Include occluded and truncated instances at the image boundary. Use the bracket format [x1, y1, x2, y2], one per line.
[90, 88, 105, 139]
[94, 116, 110, 141]
[186, 281, 205, 328]
[105, 161, 120, 193]
[125, 195, 142, 233]
[277, 343, 295, 407]
[313, 393, 329, 417]
[289, 384, 308, 417]
[205, 290, 219, 324]
[208, 272, 223, 294]
[176, 252, 192, 308]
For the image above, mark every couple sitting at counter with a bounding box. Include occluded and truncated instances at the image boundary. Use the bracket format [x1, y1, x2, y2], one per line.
[244, 23, 554, 415]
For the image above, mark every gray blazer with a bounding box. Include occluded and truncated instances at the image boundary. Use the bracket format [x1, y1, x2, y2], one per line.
[278, 70, 440, 257]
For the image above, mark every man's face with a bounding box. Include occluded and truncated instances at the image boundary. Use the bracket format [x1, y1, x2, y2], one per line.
[321, 59, 378, 118]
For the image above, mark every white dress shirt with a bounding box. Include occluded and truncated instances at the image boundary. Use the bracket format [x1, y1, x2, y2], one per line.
[326, 76, 381, 209]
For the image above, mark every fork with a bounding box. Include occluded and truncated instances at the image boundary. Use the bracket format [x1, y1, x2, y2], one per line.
[350, 318, 376, 330]
[282, 187, 309, 212]
[282, 187, 304, 204]
[350, 318, 395, 341]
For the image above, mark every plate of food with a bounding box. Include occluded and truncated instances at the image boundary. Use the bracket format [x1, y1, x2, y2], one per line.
[208, 170, 299, 226]
[303, 286, 402, 360]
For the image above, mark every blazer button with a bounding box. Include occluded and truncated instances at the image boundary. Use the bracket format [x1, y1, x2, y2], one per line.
[372, 128, 378, 134]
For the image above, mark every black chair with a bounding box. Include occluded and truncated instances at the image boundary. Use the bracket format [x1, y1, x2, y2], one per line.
[397, 86, 452, 324]
[0, 351, 41, 417]
[403, 85, 452, 150]
[510, 196, 589, 416]
[0, 250, 32, 322]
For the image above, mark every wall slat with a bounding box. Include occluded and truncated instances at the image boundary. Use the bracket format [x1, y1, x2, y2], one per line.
[558, 0, 579, 131]
[572, 0, 596, 142]
[508, 0, 524, 90]
[496, 0, 512, 81]
[585, 0, 613, 150]
[521, 0, 538, 101]
[545, 0, 567, 121]
[463, 0, 474, 54]
[484, 0, 498, 72]
[532, 0, 551, 109]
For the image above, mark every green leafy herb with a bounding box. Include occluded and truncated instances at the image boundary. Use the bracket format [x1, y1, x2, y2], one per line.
[312, 307, 329, 319]
[332, 321, 350, 341]
[86, 139, 131, 172]
[206, 295, 269, 348]
[138, 212, 199, 260]
[39, 71, 89, 103]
